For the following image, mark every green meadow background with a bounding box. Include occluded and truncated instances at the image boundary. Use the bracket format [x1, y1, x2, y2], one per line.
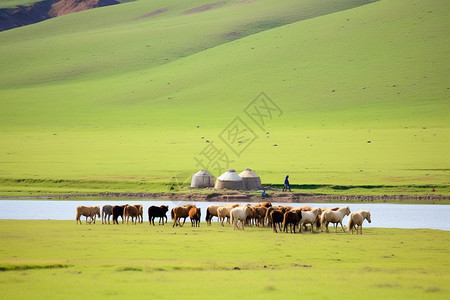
[0, 0, 449, 194]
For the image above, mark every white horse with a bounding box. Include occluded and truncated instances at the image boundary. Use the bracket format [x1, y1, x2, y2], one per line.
[321, 206, 351, 233]
[230, 205, 253, 230]
[348, 210, 371, 234]
[299, 208, 322, 233]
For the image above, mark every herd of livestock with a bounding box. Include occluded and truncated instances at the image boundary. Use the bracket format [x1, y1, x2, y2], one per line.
[75, 202, 372, 234]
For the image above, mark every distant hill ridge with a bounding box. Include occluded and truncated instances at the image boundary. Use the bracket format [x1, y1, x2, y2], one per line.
[0, 0, 119, 31]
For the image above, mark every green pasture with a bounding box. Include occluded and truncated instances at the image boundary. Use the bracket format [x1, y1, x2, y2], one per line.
[0, 220, 448, 299]
[0, 0, 449, 194]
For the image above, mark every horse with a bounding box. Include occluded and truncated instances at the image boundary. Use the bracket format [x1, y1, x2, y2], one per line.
[217, 206, 232, 226]
[124, 205, 139, 225]
[315, 207, 339, 230]
[206, 204, 239, 225]
[148, 205, 169, 226]
[283, 210, 302, 233]
[101, 205, 113, 224]
[76, 206, 100, 225]
[348, 210, 371, 234]
[205, 205, 220, 226]
[299, 208, 322, 233]
[270, 209, 285, 233]
[245, 206, 257, 226]
[254, 206, 267, 227]
[255, 201, 272, 208]
[230, 205, 253, 230]
[171, 204, 196, 227]
[133, 204, 144, 223]
[112, 205, 127, 225]
[321, 206, 351, 233]
[189, 207, 201, 227]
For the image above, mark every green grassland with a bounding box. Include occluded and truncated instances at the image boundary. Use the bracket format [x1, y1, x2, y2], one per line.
[0, 220, 449, 299]
[0, 0, 449, 195]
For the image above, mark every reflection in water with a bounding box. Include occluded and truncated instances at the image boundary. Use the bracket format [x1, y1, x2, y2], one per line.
[0, 200, 448, 231]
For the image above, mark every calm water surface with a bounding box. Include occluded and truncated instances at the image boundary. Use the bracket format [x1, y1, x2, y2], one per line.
[0, 200, 448, 231]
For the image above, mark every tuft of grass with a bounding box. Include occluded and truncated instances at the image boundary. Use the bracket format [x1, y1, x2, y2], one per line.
[0, 264, 71, 271]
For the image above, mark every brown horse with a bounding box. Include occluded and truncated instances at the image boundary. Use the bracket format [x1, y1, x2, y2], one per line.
[189, 207, 201, 227]
[255, 201, 272, 208]
[133, 204, 144, 223]
[348, 210, 371, 234]
[283, 210, 302, 233]
[254, 206, 267, 227]
[205, 205, 220, 226]
[76, 206, 100, 225]
[217, 206, 232, 226]
[171, 204, 196, 227]
[124, 205, 139, 225]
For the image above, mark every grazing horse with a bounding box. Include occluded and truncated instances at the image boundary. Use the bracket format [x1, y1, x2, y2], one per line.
[299, 208, 322, 233]
[76, 206, 100, 225]
[245, 206, 257, 226]
[148, 205, 169, 226]
[255, 201, 272, 208]
[205, 205, 220, 226]
[133, 204, 144, 223]
[101, 205, 113, 224]
[283, 210, 302, 233]
[171, 204, 196, 227]
[348, 210, 371, 234]
[217, 206, 232, 226]
[254, 207, 267, 227]
[230, 205, 253, 230]
[124, 205, 139, 225]
[189, 207, 201, 227]
[112, 205, 127, 225]
[321, 206, 351, 233]
[270, 209, 285, 233]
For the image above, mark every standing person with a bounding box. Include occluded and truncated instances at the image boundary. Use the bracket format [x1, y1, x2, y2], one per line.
[283, 175, 291, 192]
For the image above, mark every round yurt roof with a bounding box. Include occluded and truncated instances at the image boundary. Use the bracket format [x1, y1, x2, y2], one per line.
[239, 168, 259, 178]
[239, 168, 262, 190]
[191, 170, 214, 188]
[216, 169, 243, 182]
[215, 169, 244, 190]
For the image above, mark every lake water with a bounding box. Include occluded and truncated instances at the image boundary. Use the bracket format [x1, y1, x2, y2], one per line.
[0, 200, 449, 231]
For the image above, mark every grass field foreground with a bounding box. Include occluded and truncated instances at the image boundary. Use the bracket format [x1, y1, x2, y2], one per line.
[0, 220, 449, 299]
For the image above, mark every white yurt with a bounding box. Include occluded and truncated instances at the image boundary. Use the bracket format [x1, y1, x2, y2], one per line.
[190, 170, 214, 188]
[214, 169, 244, 190]
[239, 168, 262, 190]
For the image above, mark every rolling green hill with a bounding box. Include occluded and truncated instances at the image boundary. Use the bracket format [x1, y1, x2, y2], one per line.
[0, 0, 449, 194]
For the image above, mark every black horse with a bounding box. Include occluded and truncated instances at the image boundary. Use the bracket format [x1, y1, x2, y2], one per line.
[112, 205, 127, 225]
[148, 205, 169, 225]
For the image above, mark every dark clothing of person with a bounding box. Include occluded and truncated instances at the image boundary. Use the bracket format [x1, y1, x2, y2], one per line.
[283, 176, 291, 192]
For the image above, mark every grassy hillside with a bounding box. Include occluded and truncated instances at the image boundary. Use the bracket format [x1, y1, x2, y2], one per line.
[0, 0, 449, 194]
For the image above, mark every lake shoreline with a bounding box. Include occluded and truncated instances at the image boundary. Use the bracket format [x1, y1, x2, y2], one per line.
[2, 191, 449, 204]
